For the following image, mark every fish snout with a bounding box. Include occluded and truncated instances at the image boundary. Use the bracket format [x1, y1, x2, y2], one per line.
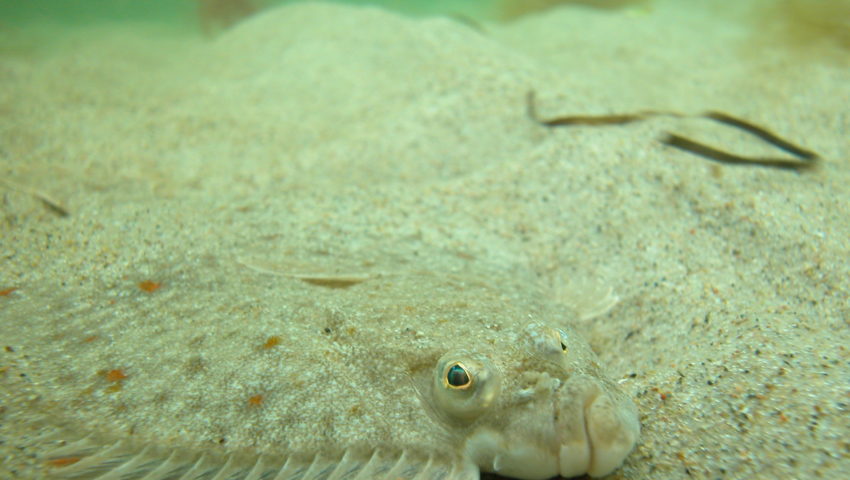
[556, 376, 640, 478]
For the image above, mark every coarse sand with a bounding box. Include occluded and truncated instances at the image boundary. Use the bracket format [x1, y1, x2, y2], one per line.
[1, 1, 849, 478]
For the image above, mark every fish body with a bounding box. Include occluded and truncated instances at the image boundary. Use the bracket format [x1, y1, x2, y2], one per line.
[3, 233, 638, 479]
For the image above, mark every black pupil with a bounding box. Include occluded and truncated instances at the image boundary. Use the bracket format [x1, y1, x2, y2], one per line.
[446, 364, 470, 387]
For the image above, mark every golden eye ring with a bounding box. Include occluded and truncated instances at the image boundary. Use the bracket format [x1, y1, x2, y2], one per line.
[443, 362, 473, 390]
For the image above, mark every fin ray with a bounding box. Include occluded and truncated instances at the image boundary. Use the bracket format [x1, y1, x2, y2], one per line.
[46, 442, 475, 480]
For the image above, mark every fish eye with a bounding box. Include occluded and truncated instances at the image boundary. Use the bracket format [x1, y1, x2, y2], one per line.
[525, 322, 569, 357]
[433, 352, 500, 422]
[445, 362, 472, 389]
[558, 329, 570, 354]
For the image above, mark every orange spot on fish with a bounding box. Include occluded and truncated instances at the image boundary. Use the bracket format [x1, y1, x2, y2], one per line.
[105, 369, 128, 382]
[262, 335, 282, 349]
[138, 280, 161, 293]
[248, 394, 264, 406]
[0, 287, 17, 296]
[46, 457, 81, 467]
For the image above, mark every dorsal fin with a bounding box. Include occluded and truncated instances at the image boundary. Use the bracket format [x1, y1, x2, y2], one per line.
[43, 438, 479, 480]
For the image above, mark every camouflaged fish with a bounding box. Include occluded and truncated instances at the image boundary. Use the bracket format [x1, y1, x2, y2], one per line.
[2, 239, 638, 480]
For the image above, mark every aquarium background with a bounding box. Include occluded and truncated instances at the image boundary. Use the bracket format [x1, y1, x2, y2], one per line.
[0, 0, 658, 26]
[1, 0, 483, 24]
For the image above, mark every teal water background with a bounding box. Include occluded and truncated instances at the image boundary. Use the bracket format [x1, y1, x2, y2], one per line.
[0, 0, 489, 25]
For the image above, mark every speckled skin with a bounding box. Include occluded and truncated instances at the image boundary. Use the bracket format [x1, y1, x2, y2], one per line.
[2, 218, 637, 478]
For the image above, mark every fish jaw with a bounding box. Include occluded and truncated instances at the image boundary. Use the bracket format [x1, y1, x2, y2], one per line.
[464, 374, 639, 479]
[556, 375, 640, 478]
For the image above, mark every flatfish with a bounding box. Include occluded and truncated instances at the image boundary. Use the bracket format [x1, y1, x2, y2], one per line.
[1, 205, 638, 479]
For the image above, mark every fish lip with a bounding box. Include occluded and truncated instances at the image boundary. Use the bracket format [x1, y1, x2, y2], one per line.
[554, 382, 639, 478]
[552, 379, 597, 478]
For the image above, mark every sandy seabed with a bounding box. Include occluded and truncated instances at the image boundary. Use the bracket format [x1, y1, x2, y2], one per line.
[1, 1, 849, 479]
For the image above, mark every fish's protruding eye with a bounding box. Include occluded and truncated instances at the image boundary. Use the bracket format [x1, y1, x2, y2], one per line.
[559, 334, 569, 354]
[433, 352, 500, 422]
[524, 323, 571, 360]
[445, 363, 472, 389]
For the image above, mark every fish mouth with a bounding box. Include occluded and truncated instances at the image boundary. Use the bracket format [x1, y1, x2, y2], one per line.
[556, 380, 640, 478]
[465, 377, 638, 480]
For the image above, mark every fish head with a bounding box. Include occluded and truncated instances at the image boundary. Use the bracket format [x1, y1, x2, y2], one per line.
[426, 322, 639, 479]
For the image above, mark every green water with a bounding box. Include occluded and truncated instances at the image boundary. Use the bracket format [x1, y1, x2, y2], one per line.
[0, 0, 492, 26]
[5, 1, 844, 58]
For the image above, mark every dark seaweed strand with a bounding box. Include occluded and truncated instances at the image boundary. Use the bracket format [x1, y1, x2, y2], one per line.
[526, 91, 646, 127]
[525, 91, 821, 170]
[661, 133, 817, 172]
[703, 111, 820, 161]
[40, 198, 70, 217]
[537, 113, 646, 127]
